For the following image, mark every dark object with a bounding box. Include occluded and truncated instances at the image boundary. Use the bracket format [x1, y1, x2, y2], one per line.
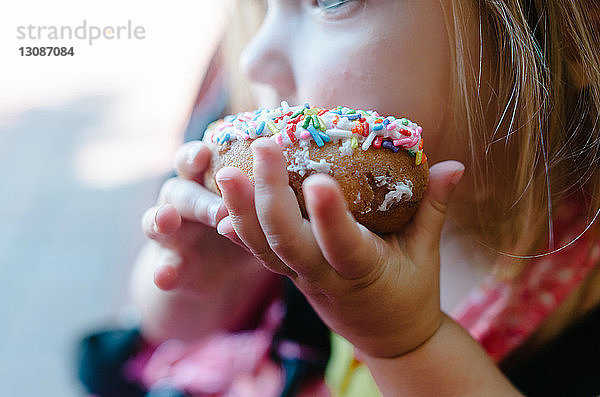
[504, 303, 600, 396]
[271, 279, 331, 397]
[77, 328, 145, 397]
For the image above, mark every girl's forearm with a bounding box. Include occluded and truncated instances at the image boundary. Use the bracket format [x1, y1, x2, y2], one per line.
[362, 314, 522, 396]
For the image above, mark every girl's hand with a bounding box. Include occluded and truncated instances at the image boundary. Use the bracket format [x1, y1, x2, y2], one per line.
[215, 137, 464, 359]
[141, 141, 251, 294]
[134, 141, 279, 342]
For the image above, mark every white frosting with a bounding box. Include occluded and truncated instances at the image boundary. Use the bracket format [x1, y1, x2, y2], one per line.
[339, 139, 354, 157]
[374, 175, 393, 188]
[308, 159, 332, 174]
[378, 180, 413, 211]
[286, 146, 333, 176]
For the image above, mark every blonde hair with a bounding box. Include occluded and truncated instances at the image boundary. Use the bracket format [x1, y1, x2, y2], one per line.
[222, 0, 265, 113]
[221, 0, 600, 271]
[449, 1, 600, 276]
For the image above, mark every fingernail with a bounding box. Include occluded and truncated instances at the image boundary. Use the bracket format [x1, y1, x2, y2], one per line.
[215, 168, 234, 185]
[153, 206, 163, 233]
[185, 144, 202, 167]
[153, 204, 171, 233]
[215, 175, 232, 185]
[208, 200, 227, 227]
[217, 216, 234, 235]
[449, 165, 465, 187]
[250, 137, 273, 157]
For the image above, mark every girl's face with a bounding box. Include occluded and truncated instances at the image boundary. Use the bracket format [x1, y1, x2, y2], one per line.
[241, 0, 463, 159]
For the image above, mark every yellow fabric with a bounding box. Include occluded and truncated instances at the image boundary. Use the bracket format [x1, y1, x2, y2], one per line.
[325, 333, 382, 397]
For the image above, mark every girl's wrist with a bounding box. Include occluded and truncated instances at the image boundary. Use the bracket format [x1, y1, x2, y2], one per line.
[352, 302, 444, 360]
[360, 314, 522, 396]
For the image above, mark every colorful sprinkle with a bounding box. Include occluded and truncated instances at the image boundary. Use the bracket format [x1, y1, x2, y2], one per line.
[325, 129, 353, 139]
[362, 132, 377, 151]
[267, 121, 279, 134]
[382, 140, 400, 153]
[256, 121, 266, 135]
[393, 138, 414, 147]
[311, 115, 320, 129]
[273, 132, 283, 146]
[205, 103, 425, 163]
[373, 136, 383, 148]
[415, 151, 423, 165]
[286, 125, 298, 143]
[317, 116, 327, 132]
[291, 109, 305, 119]
[307, 126, 325, 147]
[318, 130, 331, 143]
[302, 116, 312, 129]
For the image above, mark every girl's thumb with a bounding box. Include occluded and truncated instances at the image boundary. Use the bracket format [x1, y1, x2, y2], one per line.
[411, 160, 464, 248]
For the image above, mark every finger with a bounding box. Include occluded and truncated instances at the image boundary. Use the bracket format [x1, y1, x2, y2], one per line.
[154, 264, 180, 291]
[303, 174, 382, 280]
[153, 246, 183, 291]
[216, 215, 253, 253]
[159, 177, 228, 227]
[216, 167, 296, 278]
[410, 160, 464, 251]
[251, 138, 330, 281]
[173, 141, 212, 180]
[142, 204, 182, 240]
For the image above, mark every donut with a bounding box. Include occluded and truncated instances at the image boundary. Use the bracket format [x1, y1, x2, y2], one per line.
[203, 102, 429, 234]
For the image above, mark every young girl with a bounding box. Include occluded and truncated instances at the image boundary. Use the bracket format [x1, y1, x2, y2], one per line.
[119, 0, 600, 395]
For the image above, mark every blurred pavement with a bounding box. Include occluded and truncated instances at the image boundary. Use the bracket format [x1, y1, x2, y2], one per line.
[0, 95, 160, 395]
[0, 1, 225, 394]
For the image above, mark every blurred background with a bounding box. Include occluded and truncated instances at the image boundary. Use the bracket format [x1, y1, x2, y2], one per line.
[0, 1, 225, 394]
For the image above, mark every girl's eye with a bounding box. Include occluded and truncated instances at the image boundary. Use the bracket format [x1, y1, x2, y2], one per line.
[314, 0, 361, 18]
[317, 0, 349, 9]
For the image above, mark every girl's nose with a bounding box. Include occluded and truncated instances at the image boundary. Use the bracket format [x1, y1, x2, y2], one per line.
[239, 7, 297, 98]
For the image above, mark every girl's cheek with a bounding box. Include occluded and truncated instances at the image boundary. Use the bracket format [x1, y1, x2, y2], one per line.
[296, 35, 428, 116]
[302, 22, 449, 152]
[293, 32, 382, 109]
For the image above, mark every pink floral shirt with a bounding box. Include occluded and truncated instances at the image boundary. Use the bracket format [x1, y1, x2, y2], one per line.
[452, 202, 600, 361]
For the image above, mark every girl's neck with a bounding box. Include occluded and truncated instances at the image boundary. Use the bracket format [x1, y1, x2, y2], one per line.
[439, 218, 497, 312]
